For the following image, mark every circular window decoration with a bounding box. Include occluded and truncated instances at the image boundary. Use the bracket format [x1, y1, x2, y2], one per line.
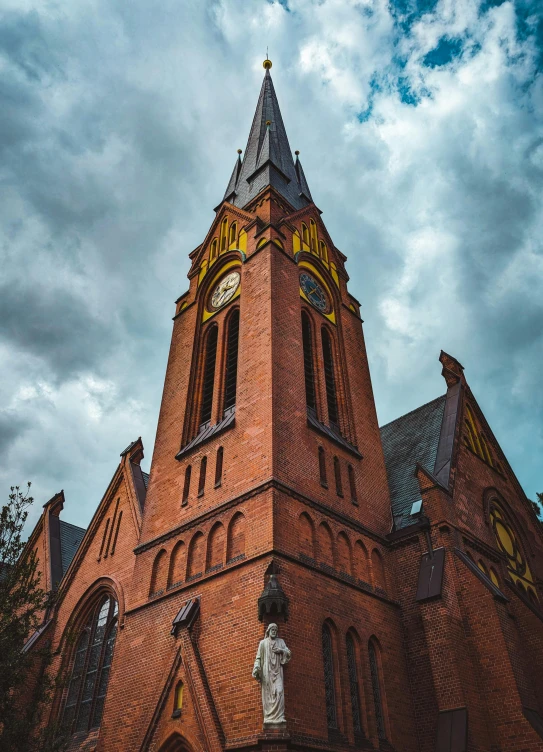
[300, 271, 329, 313]
[210, 271, 240, 310]
[490, 504, 533, 586]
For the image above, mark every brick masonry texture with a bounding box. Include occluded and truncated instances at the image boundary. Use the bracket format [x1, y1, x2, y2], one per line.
[21, 84, 543, 752]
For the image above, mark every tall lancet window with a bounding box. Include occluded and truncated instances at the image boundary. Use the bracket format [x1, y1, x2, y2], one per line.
[321, 328, 339, 428]
[63, 595, 118, 734]
[223, 309, 240, 414]
[200, 325, 218, 428]
[346, 632, 363, 737]
[322, 623, 338, 730]
[369, 640, 386, 740]
[302, 312, 316, 412]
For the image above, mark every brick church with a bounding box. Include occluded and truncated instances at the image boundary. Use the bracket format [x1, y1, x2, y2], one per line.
[22, 59, 543, 752]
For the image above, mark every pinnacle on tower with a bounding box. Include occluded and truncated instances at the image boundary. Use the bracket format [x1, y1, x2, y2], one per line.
[222, 60, 313, 210]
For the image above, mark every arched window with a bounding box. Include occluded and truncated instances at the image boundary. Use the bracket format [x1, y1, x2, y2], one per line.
[318, 523, 334, 567]
[220, 217, 228, 252]
[223, 309, 240, 414]
[336, 532, 352, 575]
[215, 446, 224, 487]
[198, 456, 207, 496]
[310, 219, 318, 252]
[200, 326, 218, 428]
[464, 404, 495, 467]
[150, 549, 168, 596]
[63, 595, 118, 734]
[346, 632, 364, 738]
[321, 329, 339, 428]
[477, 559, 489, 577]
[210, 239, 218, 261]
[182, 465, 191, 506]
[168, 541, 186, 588]
[173, 681, 184, 717]
[348, 465, 357, 505]
[318, 446, 328, 488]
[187, 532, 205, 579]
[301, 223, 309, 247]
[301, 312, 316, 412]
[229, 221, 237, 248]
[298, 512, 315, 559]
[322, 623, 338, 730]
[319, 241, 329, 263]
[368, 639, 386, 740]
[334, 456, 343, 497]
[490, 503, 537, 599]
[206, 522, 225, 571]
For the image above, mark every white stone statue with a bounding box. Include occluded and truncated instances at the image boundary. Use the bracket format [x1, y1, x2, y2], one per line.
[252, 623, 291, 726]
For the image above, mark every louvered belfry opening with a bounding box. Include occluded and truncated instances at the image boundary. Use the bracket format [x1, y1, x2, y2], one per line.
[223, 309, 240, 413]
[200, 326, 218, 428]
[321, 328, 339, 428]
[302, 311, 317, 412]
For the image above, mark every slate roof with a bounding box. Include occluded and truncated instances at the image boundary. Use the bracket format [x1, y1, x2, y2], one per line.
[380, 395, 446, 528]
[223, 67, 312, 211]
[59, 520, 86, 575]
[142, 471, 150, 489]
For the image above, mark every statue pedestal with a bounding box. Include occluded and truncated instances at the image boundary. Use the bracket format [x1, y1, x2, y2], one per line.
[262, 721, 287, 731]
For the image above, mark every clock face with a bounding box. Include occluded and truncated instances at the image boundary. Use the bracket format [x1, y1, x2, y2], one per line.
[300, 272, 328, 313]
[210, 271, 240, 310]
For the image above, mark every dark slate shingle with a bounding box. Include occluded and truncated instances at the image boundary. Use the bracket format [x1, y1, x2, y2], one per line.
[59, 520, 86, 575]
[380, 395, 446, 528]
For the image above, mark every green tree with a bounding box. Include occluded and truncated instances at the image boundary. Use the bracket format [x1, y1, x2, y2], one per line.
[530, 492, 543, 522]
[0, 484, 67, 751]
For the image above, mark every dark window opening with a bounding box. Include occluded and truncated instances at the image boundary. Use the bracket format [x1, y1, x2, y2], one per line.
[182, 465, 191, 506]
[215, 447, 224, 487]
[321, 328, 339, 427]
[322, 623, 338, 730]
[369, 641, 386, 740]
[346, 633, 363, 737]
[348, 465, 357, 505]
[302, 312, 316, 412]
[334, 457, 343, 497]
[224, 310, 240, 413]
[198, 456, 207, 497]
[319, 446, 328, 488]
[200, 326, 218, 428]
[62, 596, 118, 735]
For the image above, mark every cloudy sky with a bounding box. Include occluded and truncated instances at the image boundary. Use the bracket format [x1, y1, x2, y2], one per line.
[1, 0, 542, 533]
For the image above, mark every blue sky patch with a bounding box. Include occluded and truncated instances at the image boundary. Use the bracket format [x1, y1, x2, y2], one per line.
[423, 38, 463, 67]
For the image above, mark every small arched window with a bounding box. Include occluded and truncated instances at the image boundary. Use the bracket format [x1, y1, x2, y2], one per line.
[182, 465, 191, 506]
[348, 465, 357, 505]
[220, 217, 228, 252]
[368, 639, 386, 740]
[321, 328, 339, 428]
[198, 456, 207, 497]
[334, 456, 343, 497]
[346, 632, 364, 738]
[301, 312, 316, 412]
[223, 309, 240, 414]
[490, 503, 537, 599]
[210, 239, 218, 261]
[229, 221, 237, 248]
[173, 681, 184, 717]
[63, 595, 118, 735]
[310, 219, 318, 252]
[322, 623, 338, 730]
[318, 446, 328, 488]
[319, 241, 329, 263]
[215, 446, 224, 487]
[200, 326, 218, 428]
[301, 223, 309, 247]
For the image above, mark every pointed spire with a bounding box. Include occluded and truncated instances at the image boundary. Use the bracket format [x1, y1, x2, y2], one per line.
[222, 60, 313, 211]
[295, 151, 312, 203]
[223, 149, 243, 203]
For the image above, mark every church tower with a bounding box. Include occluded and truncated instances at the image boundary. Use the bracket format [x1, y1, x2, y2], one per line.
[104, 60, 416, 751]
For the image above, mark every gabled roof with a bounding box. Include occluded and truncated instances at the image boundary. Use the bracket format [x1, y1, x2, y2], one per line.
[380, 395, 446, 527]
[222, 63, 312, 212]
[59, 520, 86, 575]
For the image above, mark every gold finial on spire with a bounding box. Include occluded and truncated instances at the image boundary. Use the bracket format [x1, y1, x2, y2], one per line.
[295, 150, 300, 156]
[263, 57, 272, 70]
[237, 149, 242, 154]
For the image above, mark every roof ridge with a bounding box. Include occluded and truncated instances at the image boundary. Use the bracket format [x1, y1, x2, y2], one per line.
[380, 393, 446, 430]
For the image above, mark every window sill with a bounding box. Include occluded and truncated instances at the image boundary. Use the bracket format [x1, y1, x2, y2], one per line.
[176, 408, 235, 460]
[307, 410, 362, 458]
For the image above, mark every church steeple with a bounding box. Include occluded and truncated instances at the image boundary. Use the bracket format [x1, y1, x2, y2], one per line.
[222, 59, 312, 211]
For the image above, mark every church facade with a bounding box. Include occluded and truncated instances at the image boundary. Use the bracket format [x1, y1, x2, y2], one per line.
[22, 61, 543, 752]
